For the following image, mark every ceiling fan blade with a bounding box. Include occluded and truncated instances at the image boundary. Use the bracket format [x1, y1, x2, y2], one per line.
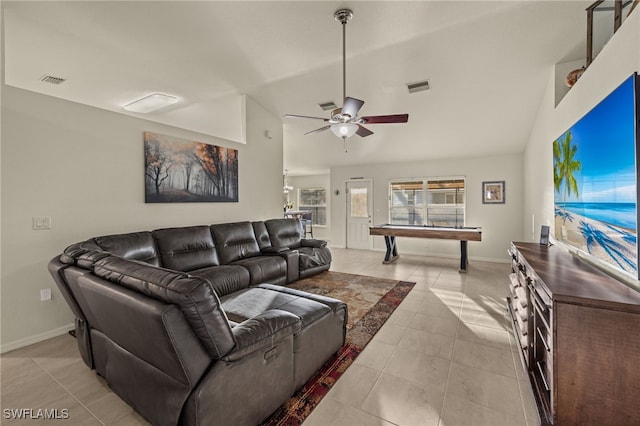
[361, 114, 409, 124]
[341, 97, 364, 118]
[283, 114, 329, 121]
[356, 124, 374, 137]
[304, 125, 331, 135]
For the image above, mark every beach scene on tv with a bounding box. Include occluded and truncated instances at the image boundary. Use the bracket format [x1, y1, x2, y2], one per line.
[554, 74, 638, 277]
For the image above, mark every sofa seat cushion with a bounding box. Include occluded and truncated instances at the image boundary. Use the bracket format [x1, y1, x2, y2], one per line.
[220, 287, 330, 328]
[231, 256, 287, 286]
[190, 265, 251, 297]
[256, 284, 346, 315]
[298, 247, 332, 270]
[250, 284, 347, 389]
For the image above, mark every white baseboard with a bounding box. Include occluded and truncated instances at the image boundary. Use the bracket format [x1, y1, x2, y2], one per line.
[0, 323, 74, 354]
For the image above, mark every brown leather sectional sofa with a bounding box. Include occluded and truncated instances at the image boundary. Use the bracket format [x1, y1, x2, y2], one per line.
[48, 218, 346, 426]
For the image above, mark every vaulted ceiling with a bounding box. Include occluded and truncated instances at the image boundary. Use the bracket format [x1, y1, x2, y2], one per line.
[3, 1, 591, 175]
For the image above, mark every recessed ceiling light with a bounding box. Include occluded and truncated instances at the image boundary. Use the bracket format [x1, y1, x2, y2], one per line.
[124, 93, 178, 113]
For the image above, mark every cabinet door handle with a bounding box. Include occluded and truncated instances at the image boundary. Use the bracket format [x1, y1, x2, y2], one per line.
[536, 361, 551, 392]
[529, 285, 546, 310]
[537, 327, 551, 352]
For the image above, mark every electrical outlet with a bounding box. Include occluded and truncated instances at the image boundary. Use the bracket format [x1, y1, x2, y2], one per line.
[40, 288, 52, 301]
[33, 216, 52, 230]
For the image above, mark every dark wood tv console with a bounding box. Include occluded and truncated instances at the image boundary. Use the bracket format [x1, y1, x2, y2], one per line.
[507, 242, 640, 425]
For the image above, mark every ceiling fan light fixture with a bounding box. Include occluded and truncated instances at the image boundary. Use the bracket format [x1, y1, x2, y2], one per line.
[330, 123, 358, 139]
[124, 93, 178, 113]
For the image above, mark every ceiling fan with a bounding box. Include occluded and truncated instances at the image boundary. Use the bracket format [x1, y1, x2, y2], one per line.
[284, 9, 409, 143]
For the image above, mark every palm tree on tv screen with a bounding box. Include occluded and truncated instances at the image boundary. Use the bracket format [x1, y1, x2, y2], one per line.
[553, 131, 581, 223]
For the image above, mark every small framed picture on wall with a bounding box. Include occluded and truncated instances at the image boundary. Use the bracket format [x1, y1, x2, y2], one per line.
[482, 181, 505, 204]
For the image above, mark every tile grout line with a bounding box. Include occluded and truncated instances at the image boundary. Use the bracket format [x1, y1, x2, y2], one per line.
[457, 292, 530, 383]
[451, 288, 531, 422]
[432, 271, 458, 426]
[437, 284, 464, 426]
[32, 357, 106, 426]
[511, 348, 537, 425]
[347, 366, 397, 425]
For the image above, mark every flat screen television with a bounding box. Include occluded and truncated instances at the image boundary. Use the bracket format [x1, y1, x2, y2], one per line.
[553, 73, 640, 279]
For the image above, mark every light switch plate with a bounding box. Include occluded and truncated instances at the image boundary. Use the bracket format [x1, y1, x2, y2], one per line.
[33, 216, 52, 230]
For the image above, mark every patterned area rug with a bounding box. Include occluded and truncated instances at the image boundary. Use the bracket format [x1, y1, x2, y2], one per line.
[262, 271, 416, 426]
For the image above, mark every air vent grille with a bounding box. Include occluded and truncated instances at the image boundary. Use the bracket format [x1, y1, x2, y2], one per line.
[406, 80, 430, 93]
[41, 75, 67, 85]
[319, 101, 338, 111]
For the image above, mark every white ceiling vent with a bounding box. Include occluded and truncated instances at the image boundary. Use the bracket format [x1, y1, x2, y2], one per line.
[406, 80, 430, 94]
[318, 101, 338, 111]
[41, 75, 66, 85]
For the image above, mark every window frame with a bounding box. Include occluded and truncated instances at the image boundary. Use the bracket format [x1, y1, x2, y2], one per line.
[297, 186, 328, 227]
[388, 176, 466, 227]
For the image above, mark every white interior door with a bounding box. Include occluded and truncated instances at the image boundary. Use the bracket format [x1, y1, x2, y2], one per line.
[346, 180, 373, 250]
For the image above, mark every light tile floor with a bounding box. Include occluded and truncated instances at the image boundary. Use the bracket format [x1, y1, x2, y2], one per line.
[1, 248, 539, 425]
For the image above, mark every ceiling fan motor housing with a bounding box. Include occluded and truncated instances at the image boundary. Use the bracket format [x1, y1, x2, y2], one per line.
[334, 9, 353, 24]
[331, 107, 348, 121]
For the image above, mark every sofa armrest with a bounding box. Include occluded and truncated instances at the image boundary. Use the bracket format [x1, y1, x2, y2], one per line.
[258, 247, 299, 283]
[260, 246, 289, 254]
[301, 239, 327, 248]
[224, 310, 301, 361]
[281, 250, 300, 283]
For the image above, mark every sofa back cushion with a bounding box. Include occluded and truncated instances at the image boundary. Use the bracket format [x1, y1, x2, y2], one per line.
[252, 221, 272, 250]
[77, 274, 211, 383]
[94, 232, 160, 266]
[265, 219, 303, 249]
[153, 226, 219, 271]
[93, 255, 235, 359]
[210, 222, 260, 264]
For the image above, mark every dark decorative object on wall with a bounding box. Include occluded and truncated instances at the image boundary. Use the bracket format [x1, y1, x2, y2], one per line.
[144, 132, 238, 203]
[482, 181, 505, 204]
[553, 73, 639, 279]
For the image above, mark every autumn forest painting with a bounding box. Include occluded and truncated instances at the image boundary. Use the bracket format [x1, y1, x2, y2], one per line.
[144, 132, 238, 203]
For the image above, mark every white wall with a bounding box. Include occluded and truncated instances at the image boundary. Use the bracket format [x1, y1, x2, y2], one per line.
[329, 153, 524, 262]
[524, 11, 640, 287]
[0, 86, 283, 352]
